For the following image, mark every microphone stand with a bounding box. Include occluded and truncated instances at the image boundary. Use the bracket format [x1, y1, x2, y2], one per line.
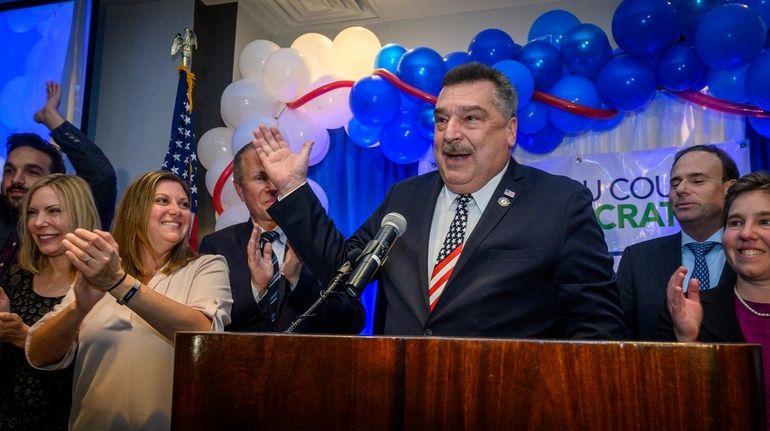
[285, 269, 352, 333]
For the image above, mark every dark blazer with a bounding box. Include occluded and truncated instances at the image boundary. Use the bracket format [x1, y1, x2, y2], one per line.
[617, 232, 737, 340]
[654, 279, 744, 342]
[199, 220, 365, 333]
[269, 159, 623, 339]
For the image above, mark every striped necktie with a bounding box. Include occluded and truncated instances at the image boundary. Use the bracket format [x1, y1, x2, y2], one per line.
[260, 230, 281, 322]
[428, 194, 471, 312]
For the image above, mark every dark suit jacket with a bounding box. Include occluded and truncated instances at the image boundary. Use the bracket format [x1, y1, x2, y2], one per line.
[269, 160, 623, 339]
[654, 279, 744, 342]
[617, 232, 737, 340]
[199, 220, 365, 333]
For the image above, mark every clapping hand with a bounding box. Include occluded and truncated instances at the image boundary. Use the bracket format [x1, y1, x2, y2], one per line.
[666, 266, 703, 342]
[62, 228, 126, 291]
[246, 225, 275, 298]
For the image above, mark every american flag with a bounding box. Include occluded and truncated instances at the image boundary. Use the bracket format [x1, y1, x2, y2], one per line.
[162, 66, 199, 246]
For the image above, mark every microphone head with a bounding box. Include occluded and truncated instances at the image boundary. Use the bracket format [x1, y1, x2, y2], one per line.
[381, 212, 407, 237]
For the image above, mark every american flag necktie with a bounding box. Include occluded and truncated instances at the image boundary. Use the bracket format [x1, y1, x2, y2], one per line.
[428, 194, 472, 312]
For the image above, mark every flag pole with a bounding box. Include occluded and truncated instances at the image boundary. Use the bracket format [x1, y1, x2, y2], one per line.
[166, 28, 200, 250]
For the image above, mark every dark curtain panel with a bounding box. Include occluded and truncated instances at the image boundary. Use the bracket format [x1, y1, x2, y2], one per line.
[747, 119, 770, 172]
[308, 128, 418, 334]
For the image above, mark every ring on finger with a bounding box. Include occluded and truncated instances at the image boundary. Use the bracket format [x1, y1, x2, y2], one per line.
[83, 254, 93, 264]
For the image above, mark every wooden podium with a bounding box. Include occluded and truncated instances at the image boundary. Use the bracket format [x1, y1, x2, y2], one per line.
[172, 333, 764, 430]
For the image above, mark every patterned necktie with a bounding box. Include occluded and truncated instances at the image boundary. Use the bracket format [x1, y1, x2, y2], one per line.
[428, 194, 472, 312]
[260, 230, 281, 322]
[686, 241, 718, 290]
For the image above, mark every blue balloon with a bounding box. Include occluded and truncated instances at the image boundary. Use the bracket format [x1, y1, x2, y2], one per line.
[493, 60, 535, 107]
[416, 105, 435, 141]
[707, 64, 750, 103]
[749, 115, 770, 137]
[517, 123, 566, 154]
[691, 63, 710, 91]
[528, 9, 581, 49]
[612, 0, 680, 58]
[347, 118, 382, 147]
[591, 106, 625, 132]
[655, 44, 704, 92]
[517, 101, 549, 134]
[379, 111, 432, 164]
[548, 75, 600, 134]
[443, 51, 471, 71]
[561, 23, 613, 79]
[517, 40, 563, 90]
[597, 55, 657, 112]
[695, 4, 767, 69]
[744, 0, 770, 31]
[375, 43, 407, 74]
[396, 47, 447, 96]
[676, 0, 724, 41]
[468, 28, 518, 65]
[747, 50, 770, 110]
[349, 76, 400, 126]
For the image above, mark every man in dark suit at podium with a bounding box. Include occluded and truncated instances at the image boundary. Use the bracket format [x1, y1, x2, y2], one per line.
[199, 144, 364, 333]
[252, 62, 623, 339]
[617, 145, 739, 340]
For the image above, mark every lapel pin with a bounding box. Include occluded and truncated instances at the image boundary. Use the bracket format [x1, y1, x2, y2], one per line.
[498, 197, 511, 207]
[504, 189, 516, 198]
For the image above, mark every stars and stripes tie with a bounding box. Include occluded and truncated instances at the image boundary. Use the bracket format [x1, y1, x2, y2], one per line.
[686, 241, 718, 290]
[428, 194, 472, 312]
[260, 230, 281, 322]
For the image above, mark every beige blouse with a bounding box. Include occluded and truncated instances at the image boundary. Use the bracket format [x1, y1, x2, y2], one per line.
[27, 254, 232, 431]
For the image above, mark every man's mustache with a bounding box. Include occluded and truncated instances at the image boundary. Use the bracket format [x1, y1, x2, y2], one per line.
[6, 185, 27, 194]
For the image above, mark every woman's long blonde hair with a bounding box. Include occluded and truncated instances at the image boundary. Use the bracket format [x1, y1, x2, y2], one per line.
[17, 174, 100, 274]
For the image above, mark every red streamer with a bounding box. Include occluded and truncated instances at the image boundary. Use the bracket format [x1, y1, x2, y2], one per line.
[372, 69, 438, 104]
[286, 80, 355, 109]
[674, 90, 770, 118]
[212, 161, 233, 215]
[532, 91, 618, 120]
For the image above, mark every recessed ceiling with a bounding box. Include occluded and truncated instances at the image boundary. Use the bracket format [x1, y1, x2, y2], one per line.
[202, 0, 556, 35]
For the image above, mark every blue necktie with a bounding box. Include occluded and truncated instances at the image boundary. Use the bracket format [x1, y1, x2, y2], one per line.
[686, 241, 718, 290]
[260, 230, 281, 322]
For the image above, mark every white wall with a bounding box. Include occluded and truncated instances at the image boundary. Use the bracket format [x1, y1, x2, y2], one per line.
[90, 0, 195, 196]
[253, 0, 620, 56]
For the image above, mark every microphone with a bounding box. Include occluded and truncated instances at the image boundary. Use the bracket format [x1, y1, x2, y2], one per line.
[345, 212, 407, 297]
[285, 248, 362, 333]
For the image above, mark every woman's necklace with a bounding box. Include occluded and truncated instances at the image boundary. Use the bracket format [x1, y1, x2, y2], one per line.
[734, 286, 770, 318]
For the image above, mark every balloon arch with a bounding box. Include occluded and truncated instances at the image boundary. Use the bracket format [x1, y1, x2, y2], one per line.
[197, 1, 770, 229]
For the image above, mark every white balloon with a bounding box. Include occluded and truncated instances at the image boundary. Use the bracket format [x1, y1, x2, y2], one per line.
[215, 202, 251, 231]
[417, 146, 438, 175]
[231, 116, 278, 155]
[297, 75, 353, 130]
[329, 27, 381, 80]
[291, 33, 333, 80]
[277, 108, 330, 166]
[263, 48, 312, 103]
[220, 79, 279, 128]
[219, 177, 241, 208]
[205, 156, 233, 197]
[307, 178, 329, 212]
[197, 127, 233, 169]
[239, 39, 280, 79]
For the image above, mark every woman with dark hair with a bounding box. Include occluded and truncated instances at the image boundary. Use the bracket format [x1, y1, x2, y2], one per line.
[0, 174, 100, 430]
[664, 171, 770, 426]
[26, 170, 232, 430]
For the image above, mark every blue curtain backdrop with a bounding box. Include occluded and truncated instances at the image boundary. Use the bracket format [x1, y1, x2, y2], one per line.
[308, 128, 418, 334]
[748, 119, 770, 172]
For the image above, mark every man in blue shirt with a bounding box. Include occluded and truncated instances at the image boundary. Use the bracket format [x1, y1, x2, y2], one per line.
[617, 145, 739, 340]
